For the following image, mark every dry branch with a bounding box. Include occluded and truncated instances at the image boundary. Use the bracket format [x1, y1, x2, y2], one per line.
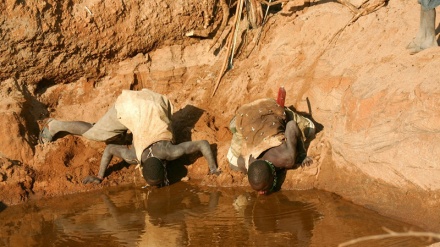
[209, 0, 231, 50]
[254, 0, 272, 47]
[259, 0, 292, 6]
[246, 0, 264, 28]
[211, 0, 245, 97]
[327, 0, 386, 46]
[338, 228, 440, 247]
[336, 0, 359, 13]
[211, 0, 386, 96]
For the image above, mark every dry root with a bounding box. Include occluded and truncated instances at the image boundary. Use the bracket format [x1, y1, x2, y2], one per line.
[212, 0, 245, 97]
[344, 0, 387, 24]
[210, 0, 386, 96]
[246, 0, 264, 29]
[338, 227, 440, 247]
[209, 0, 231, 50]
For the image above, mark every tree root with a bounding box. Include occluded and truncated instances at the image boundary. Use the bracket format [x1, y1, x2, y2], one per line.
[210, 0, 231, 50]
[209, 0, 386, 96]
[328, 0, 387, 46]
[212, 0, 245, 97]
[338, 227, 440, 247]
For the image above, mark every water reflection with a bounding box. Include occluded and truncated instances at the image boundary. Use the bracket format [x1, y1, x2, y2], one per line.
[141, 184, 220, 246]
[53, 193, 146, 246]
[0, 183, 431, 247]
[234, 193, 321, 246]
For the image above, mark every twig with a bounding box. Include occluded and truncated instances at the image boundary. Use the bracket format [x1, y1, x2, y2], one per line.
[349, 0, 386, 23]
[327, 0, 385, 47]
[229, 0, 245, 67]
[336, 0, 359, 13]
[259, 0, 292, 6]
[212, 0, 244, 97]
[262, 0, 272, 24]
[212, 32, 233, 97]
[210, 0, 230, 50]
[84, 6, 93, 16]
[255, 0, 272, 46]
[338, 228, 440, 247]
[246, 0, 263, 28]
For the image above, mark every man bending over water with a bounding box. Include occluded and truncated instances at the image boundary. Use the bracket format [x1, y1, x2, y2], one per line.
[227, 93, 314, 195]
[39, 88, 221, 187]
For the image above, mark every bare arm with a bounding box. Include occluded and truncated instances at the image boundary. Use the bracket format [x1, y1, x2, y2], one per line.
[260, 120, 312, 169]
[150, 140, 220, 175]
[83, 144, 137, 184]
[285, 120, 313, 168]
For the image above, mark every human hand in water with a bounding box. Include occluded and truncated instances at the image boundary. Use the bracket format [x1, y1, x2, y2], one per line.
[301, 156, 313, 168]
[82, 175, 103, 184]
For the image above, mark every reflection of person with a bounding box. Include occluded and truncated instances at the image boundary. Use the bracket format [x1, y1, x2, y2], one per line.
[139, 183, 220, 246]
[52, 191, 147, 247]
[145, 183, 219, 225]
[237, 193, 321, 247]
[39, 88, 220, 187]
[228, 97, 314, 195]
[407, 0, 439, 54]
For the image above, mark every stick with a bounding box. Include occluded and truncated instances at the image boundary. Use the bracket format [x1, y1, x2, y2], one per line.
[229, 0, 245, 67]
[327, 0, 385, 47]
[212, 0, 245, 97]
[338, 229, 440, 247]
[255, 0, 272, 46]
[209, 0, 231, 50]
[259, 0, 292, 6]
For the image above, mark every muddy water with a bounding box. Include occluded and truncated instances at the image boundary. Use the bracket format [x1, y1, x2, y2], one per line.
[0, 182, 432, 247]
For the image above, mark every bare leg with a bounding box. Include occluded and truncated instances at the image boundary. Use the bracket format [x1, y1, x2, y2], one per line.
[39, 119, 94, 144]
[40, 105, 126, 144]
[408, 7, 438, 54]
[48, 120, 94, 137]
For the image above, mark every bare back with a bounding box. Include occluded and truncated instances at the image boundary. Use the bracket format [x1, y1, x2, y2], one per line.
[255, 120, 309, 169]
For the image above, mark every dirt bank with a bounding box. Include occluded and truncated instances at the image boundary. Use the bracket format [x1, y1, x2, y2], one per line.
[1, 0, 440, 232]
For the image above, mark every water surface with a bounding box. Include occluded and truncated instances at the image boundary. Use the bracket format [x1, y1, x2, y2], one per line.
[0, 182, 431, 247]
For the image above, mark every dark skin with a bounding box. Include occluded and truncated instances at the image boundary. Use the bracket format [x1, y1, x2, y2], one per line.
[45, 120, 220, 184]
[231, 120, 313, 194]
[249, 172, 276, 195]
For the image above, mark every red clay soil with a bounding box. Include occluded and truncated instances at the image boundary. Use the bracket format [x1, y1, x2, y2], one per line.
[1, 0, 440, 233]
